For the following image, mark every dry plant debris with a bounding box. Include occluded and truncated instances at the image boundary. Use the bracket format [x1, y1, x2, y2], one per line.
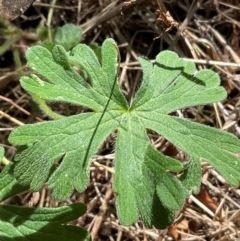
[1, 0, 240, 240]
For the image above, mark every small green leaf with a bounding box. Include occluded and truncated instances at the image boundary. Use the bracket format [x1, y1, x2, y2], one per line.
[0, 203, 90, 241]
[53, 23, 82, 51]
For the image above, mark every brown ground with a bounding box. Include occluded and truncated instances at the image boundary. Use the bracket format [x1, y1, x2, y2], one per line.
[1, 0, 240, 240]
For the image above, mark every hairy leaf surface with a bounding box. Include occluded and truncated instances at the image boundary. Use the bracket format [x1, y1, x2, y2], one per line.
[9, 38, 240, 228]
[0, 203, 89, 241]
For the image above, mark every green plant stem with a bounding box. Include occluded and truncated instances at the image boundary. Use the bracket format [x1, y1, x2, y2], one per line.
[47, 0, 57, 42]
[13, 49, 24, 76]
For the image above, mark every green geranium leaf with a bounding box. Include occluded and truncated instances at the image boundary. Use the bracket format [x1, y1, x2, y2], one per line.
[0, 203, 90, 241]
[9, 38, 240, 228]
[0, 149, 90, 240]
[53, 23, 82, 51]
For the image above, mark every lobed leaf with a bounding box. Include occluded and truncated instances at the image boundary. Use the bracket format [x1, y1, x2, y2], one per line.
[10, 112, 120, 200]
[53, 23, 82, 51]
[132, 51, 226, 112]
[138, 114, 240, 187]
[114, 114, 152, 226]
[69, 39, 128, 108]
[22, 45, 105, 111]
[9, 38, 240, 230]
[144, 145, 185, 210]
